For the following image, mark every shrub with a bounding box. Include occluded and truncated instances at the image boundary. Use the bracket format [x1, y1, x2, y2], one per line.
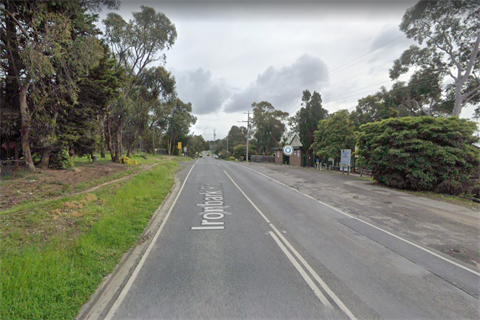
[119, 156, 138, 165]
[229, 156, 235, 160]
[48, 150, 75, 170]
[355, 116, 480, 192]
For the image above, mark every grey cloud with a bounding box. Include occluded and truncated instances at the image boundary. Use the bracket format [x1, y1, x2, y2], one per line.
[121, 1, 417, 22]
[367, 25, 415, 65]
[173, 68, 232, 115]
[224, 54, 329, 113]
[369, 25, 404, 51]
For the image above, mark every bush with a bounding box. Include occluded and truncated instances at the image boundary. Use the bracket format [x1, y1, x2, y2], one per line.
[229, 156, 235, 160]
[48, 150, 74, 170]
[119, 156, 138, 165]
[356, 116, 480, 192]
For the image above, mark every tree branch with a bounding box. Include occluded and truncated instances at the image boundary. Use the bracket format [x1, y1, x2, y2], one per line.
[0, 7, 30, 39]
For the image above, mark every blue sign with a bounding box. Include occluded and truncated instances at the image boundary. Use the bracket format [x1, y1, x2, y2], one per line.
[283, 145, 293, 156]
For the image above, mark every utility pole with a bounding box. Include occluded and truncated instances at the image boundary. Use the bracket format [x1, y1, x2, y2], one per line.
[213, 129, 216, 141]
[239, 111, 250, 162]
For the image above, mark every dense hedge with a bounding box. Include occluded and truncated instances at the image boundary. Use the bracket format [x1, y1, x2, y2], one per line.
[355, 116, 480, 194]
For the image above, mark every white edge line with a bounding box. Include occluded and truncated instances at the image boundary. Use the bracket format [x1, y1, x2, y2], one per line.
[105, 163, 196, 319]
[240, 164, 480, 278]
[223, 170, 356, 320]
[268, 231, 333, 309]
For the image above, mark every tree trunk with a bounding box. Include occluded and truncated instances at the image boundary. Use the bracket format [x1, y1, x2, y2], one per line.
[40, 146, 52, 169]
[19, 85, 35, 172]
[453, 83, 464, 117]
[105, 110, 117, 162]
[14, 142, 19, 167]
[115, 129, 122, 160]
[99, 115, 106, 158]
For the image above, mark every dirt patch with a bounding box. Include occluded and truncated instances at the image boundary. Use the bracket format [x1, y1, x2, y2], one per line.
[0, 162, 127, 211]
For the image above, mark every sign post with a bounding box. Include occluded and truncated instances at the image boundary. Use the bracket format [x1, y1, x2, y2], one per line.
[340, 149, 351, 173]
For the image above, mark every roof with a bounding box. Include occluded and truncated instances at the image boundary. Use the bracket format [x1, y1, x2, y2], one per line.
[289, 134, 303, 148]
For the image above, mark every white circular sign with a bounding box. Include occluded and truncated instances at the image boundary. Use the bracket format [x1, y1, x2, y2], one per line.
[283, 145, 293, 156]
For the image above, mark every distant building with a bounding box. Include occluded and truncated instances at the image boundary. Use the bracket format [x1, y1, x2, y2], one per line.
[275, 134, 304, 166]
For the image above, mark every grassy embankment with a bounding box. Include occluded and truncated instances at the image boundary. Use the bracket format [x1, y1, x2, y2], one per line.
[0, 154, 190, 319]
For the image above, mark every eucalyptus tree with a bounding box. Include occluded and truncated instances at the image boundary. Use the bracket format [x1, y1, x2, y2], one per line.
[159, 98, 197, 155]
[251, 101, 289, 155]
[225, 125, 248, 154]
[0, 0, 119, 171]
[124, 66, 176, 157]
[102, 6, 177, 161]
[390, 0, 480, 117]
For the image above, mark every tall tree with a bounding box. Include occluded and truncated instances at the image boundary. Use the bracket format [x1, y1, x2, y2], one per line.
[102, 6, 177, 162]
[123, 66, 176, 157]
[390, 0, 480, 116]
[251, 101, 288, 155]
[186, 134, 207, 156]
[350, 88, 399, 129]
[311, 110, 355, 161]
[225, 125, 247, 154]
[159, 98, 197, 155]
[0, 0, 118, 171]
[288, 90, 328, 162]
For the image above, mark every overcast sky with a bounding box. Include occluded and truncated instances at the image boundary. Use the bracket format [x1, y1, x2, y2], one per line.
[102, 0, 477, 141]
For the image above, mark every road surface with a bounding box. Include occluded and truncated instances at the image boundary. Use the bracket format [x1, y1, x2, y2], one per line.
[105, 155, 479, 319]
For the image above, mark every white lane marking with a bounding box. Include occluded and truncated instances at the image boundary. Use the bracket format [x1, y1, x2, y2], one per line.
[191, 226, 224, 230]
[240, 165, 480, 278]
[224, 170, 356, 319]
[269, 231, 333, 309]
[105, 164, 196, 320]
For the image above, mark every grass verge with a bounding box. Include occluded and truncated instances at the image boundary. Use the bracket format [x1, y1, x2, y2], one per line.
[1, 160, 180, 319]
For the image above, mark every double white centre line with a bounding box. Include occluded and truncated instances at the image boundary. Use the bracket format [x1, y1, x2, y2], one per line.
[223, 170, 357, 320]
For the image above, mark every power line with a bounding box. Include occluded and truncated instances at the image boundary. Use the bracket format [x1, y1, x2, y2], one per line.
[270, 35, 409, 104]
[324, 71, 446, 107]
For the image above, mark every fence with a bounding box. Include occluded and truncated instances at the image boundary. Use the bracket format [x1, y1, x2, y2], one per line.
[250, 155, 275, 163]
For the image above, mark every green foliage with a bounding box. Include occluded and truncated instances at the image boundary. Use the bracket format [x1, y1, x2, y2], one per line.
[186, 135, 207, 156]
[392, 0, 480, 116]
[226, 125, 248, 153]
[119, 156, 138, 165]
[0, 162, 177, 319]
[251, 101, 288, 155]
[48, 149, 74, 170]
[356, 116, 480, 193]
[312, 110, 355, 160]
[233, 144, 257, 160]
[289, 90, 328, 152]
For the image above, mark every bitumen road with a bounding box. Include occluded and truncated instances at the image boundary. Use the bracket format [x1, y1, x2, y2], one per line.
[104, 155, 479, 319]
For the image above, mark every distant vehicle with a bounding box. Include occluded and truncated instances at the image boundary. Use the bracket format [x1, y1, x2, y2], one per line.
[213, 155, 218, 159]
[207, 154, 210, 156]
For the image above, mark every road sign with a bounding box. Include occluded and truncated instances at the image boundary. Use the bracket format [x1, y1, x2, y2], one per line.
[283, 145, 293, 156]
[178, 142, 182, 149]
[340, 149, 351, 172]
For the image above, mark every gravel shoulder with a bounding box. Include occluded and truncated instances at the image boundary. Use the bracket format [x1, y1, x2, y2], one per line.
[238, 162, 480, 270]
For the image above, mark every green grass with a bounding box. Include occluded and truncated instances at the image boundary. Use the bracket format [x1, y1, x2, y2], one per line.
[0, 161, 180, 319]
